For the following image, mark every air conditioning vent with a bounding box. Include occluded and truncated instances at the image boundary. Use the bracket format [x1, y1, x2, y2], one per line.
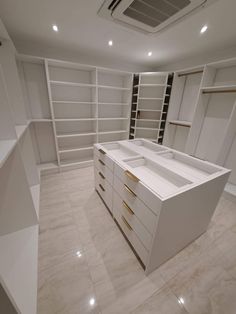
[98, 0, 217, 33]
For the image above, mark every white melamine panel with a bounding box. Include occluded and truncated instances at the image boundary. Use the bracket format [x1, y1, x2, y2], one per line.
[98, 88, 130, 103]
[137, 110, 162, 120]
[139, 86, 166, 99]
[56, 120, 97, 136]
[51, 84, 96, 102]
[58, 134, 96, 151]
[135, 128, 158, 140]
[0, 41, 27, 125]
[140, 74, 167, 85]
[19, 62, 51, 119]
[49, 65, 96, 85]
[178, 72, 202, 122]
[98, 103, 129, 119]
[172, 126, 190, 152]
[98, 119, 128, 133]
[136, 120, 160, 129]
[0, 225, 38, 314]
[195, 93, 235, 162]
[224, 135, 236, 184]
[97, 69, 131, 88]
[138, 98, 163, 111]
[98, 132, 128, 143]
[213, 65, 236, 86]
[53, 102, 96, 119]
[30, 123, 57, 164]
[0, 147, 37, 236]
[60, 148, 93, 165]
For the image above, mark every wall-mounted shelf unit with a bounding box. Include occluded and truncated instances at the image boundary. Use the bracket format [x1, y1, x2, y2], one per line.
[129, 72, 173, 143]
[16, 56, 133, 173]
[163, 66, 204, 152]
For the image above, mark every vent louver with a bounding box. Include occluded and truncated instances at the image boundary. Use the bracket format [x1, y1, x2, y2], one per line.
[98, 0, 216, 33]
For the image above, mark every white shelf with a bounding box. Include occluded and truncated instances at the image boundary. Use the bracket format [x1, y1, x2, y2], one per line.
[50, 80, 96, 88]
[37, 162, 58, 174]
[135, 84, 168, 87]
[135, 119, 162, 122]
[30, 185, 40, 218]
[99, 130, 128, 135]
[55, 118, 96, 121]
[30, 119, 52, 123]
[138, 109, 162, 112]
[60, 158, 93, 167]
[98, 102, 129, 106]
[98, 85, 130, 91]
[0, 225, 39, 314]
[169, 120, 192, 127]
[57, 131, 96, 138]
[52, 100, 96, 104]
[59, 146, 93, 153]
[0, 140, 17, 168]
[139, 97, 163, 100]
[15, 124, 28, 139]
[136, 127, 161, 131]
[98, 117, 129, 121]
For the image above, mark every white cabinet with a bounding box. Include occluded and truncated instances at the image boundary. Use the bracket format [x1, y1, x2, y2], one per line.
[94, 139, 230, 274]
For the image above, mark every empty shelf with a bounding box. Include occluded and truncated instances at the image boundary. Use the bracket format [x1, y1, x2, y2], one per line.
[52, 101, 96, 104]
[30, 119, 52, 123]
[0, 140, 17, 168]
[55, 118, 96, 121]
[98, 117, 129, 120]
[169, 120, 192, 127]
[98, 102, 129, 106]
[98, 130, 128, 135]
[50, 80, 96, 87]
[57, 132, 96, 138]
[59, 146, 93, 153]
[60, 158, 93, 167]
[98, 85, 130, 91]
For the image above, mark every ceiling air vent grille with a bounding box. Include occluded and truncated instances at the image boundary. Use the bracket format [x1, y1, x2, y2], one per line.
[123, 0, 191, 28]
[98, 0, 216, 33]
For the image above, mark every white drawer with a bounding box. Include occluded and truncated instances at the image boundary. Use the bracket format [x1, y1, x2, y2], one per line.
[94, 146, 114, 171]
[94, 157, 113, 185]
[113, 175, 157, 234]
[113, 191, 153, 250]
[95, 169, 113, 210]
[114, 162, 162, 215]
[113, 202, 148, 266]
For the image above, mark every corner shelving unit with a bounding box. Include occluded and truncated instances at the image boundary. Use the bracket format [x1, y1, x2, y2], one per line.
[163, 66, 204, 152]
[130, 72, 172, 143]
[0, 41, 39, 314]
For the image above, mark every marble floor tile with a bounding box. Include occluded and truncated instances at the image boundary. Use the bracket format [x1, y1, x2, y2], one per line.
[37, 166, 236, 314]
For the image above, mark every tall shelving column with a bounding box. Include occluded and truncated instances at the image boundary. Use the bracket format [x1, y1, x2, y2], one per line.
[97, 68, 133, 143]
[129, 74, 139, 139]
[132, 72, 170, 142]
[46, 60, 97, 170]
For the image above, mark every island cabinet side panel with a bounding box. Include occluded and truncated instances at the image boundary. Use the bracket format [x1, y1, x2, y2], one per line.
[145, 171, 230, 274]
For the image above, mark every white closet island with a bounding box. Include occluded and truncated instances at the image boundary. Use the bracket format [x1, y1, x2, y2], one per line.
[94, 139, 230, 274]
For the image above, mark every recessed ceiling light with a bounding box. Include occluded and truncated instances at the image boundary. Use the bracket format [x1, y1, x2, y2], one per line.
[148, 51, 152, 57]
[89, 298, 95, 306]
[200, 25, 208, 34]
[108, 40, 113, 46]
[52, 24, 58, 32]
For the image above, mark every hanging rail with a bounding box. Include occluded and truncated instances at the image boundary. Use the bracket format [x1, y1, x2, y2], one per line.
[202, 89, 236, 94]
[178, 70, 203, 77]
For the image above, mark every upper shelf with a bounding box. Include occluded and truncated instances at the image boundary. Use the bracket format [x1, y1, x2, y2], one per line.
[50, 80, 96, 88]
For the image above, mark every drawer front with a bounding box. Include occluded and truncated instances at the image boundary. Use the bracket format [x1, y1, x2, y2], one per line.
[95, 169, 113, 210]
[94, 146, 114, 171]
[113, 191, 153, 250]
[113, 175, 157, 234]
[113, 201, 148, 266]
[114, 162, 162, 215]
[94, 157, 113, 185]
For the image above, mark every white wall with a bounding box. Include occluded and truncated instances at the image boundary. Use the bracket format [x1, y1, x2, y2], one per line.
[156, 45, 236, 71]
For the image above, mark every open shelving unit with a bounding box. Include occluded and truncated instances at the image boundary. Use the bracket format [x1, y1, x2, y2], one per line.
[0, 40, 39, 314]
[129, 72, 172, 143]
[163, 66, 204, 152]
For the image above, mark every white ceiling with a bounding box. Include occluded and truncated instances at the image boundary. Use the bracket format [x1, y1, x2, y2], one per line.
[0, 0, 236, 70]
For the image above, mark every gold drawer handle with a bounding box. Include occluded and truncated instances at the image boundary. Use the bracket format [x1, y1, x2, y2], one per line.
[99, 159, 105, 166]
[99, 184, 105, 192]
[122, 201, 134, 215]
[122, 216, 132, 231]
[125, 170, 139, 182]
[99, 148, 106, 155]
[99, 171, 105, 179]
[124, 184, 136, 197]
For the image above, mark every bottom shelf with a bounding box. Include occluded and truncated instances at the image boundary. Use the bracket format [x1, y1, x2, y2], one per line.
[37, 162, 58, 175]
[0, 225, 39, 314]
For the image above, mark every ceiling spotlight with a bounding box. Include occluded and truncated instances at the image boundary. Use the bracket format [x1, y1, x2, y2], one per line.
[108, 40, 113, 46]
[200, 25, 208, 34]
[52, 24, 58, 32]
[89, 298, 95, 306]
[148, 51, 152, 57]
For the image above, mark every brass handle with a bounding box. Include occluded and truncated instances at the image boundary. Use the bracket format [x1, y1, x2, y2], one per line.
[99, 184, 105, 192]
[125, 170, 139, 182]
[99, 148, 106, 155]
[99, 159, 105, 166]
[122, 216, 132, 231]
[99, 172, 105, 179]
[124, 184, 136, 197]
[123, 201, 134, 215]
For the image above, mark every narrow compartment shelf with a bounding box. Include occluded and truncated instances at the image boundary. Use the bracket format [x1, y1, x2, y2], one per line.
[0, 140, 17, 168]
[50, 80, 96, 88]
[169, 120, 192, 127]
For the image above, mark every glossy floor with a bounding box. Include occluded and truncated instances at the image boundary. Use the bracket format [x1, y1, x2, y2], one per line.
[38, 166, 236, 314]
